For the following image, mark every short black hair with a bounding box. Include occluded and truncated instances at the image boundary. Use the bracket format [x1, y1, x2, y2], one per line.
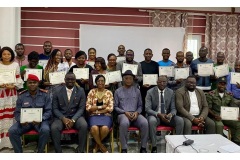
[126, 49, 134, 54]
[28, 51, 39, 61]
[95, 74, 105, 84]
[144, 48, 152, 53]
[65, 72, 76, 78]
[75, 50, 87, 59]
[0, 46, 15, 62]
[95, 57, 107, 70]
[15, 43, 25, 49]
[162, 48, 170, 53]
[43, 41, 52, 45]
[64, 49, 72, 53]
[107, 53, 116, 60]
[88, 47, 96, 53]
[186, 75, 197, 81]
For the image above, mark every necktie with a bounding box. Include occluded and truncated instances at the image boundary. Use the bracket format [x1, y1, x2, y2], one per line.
[160, 91, 165, 114]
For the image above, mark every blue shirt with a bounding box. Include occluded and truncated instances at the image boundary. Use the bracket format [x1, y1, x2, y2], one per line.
[39, 53, 51, 60]
[158, 60, 175, 66]
[227, 72, 240, 99]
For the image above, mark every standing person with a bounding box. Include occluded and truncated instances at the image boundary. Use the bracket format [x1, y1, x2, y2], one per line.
[69, 50, 93, 96]
[0, 47, 23, 149]
[51, 72, 87, 153]
[114, 70, 148, 153]
[106, 53, 118, 94]
[14, 43, 27, 67]
[175, 76, 215, 134]
[140, 48, 159, 116]
[185, 51, 194, 66]
[116, 49, 142, 88]
[227, 61, 240, 107]
[86, 75, 114, 153]
[63, 49, 75, 71]
[20, 51, 43, 90]
[158, 48, 175, 66]
[146, 76, 184, 153]
[207, 77, 240, 145]
[8, 74, 51, 153]
[117, 45, 126, 57]
[190, 47, 214, 91]
[39, 41, 53, 60]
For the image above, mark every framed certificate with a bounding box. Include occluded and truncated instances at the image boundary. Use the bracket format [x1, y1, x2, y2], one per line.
[214, 64, 229, 78]
[107, 70, 122, 83]
[159, 66, 174, 77]
[221, 106, 239, 121]
[73, 68, 89, 79]
[20, 108, 43, 123]
[122, 63, 138, 75]
[87, 61, 95, 68]
[197, 63, 214, 76]
[116, 56, 125, 63]
[92, 74, 109, 86]
[24, 69, 42, 81]
[174, 68, 189, 79]
[38, 60, 48, 67]
[0, 70, 16, 85]
[230, 72, 240, 84]
[143, 74, 158, 85]
[49, 71, 66, 85]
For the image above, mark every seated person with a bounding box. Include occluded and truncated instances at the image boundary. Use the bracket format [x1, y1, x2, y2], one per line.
[145, 75, 184, 153]
[51, 72, 87, 153]
[114, 70, 148, 153]
[86, 75, 113, 153]
[8, 74, 51, 153]
[175, 76, 215, 134]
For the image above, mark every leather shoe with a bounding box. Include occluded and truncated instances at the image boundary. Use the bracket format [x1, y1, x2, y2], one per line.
[121, 149, 127, 153]
[140, 148, 147, 153]
[151, 147, 157, 153]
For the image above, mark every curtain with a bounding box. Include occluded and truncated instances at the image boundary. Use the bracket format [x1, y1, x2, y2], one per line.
[205, 14, 240, 68]
[150, 10, 188, 53]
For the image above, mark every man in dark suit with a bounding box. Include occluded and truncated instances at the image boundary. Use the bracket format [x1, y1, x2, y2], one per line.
[175, 75, 215, 134]
[145, 75, 184, 153]
[51, 72, 88, 153]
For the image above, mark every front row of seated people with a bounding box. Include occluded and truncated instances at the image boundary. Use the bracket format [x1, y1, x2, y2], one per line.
[8, 70, 240, 153]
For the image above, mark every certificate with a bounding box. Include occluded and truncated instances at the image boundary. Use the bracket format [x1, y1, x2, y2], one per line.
[24, 69, 42, 81]
[49, 71, 66, 85]
[214, 64, 229, 77]
[159, 66, 174, 77]
[20, 108, 42, 123]
[143, 74, 158, 85]
[107, 70, 122, 83]
[73, 68, 89, 79]
[221, 106, 239, 121]
[87, 61, 95, 68]
[0, 70, 16, 85]
[38, 60, 48, 67]
[122, 63, 138, 75]
[92, 74, 109, 86]
[174, 68, 189, 79]
[116, 56, 125, 63]
[197, 63, 214, 76]
[230, 72, 240, 84]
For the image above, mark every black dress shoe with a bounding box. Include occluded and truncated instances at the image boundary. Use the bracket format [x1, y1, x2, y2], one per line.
[121, 149, 127, 153]
[140, 147, 147, 153]
[151, 147, 157, 153]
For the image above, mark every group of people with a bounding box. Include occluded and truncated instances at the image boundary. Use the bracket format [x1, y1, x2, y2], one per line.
[0, 41, 240, 153]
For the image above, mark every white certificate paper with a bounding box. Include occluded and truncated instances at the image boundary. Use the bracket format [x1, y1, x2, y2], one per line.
[20, 108, 42, 123]
[230, 72, 240, 84]
[116, 56, 125, 63]
[143, 74, 158, 85]
[73, 68, 89, 79]
[197, 63, 214, 76]
[24, 69, 42, 81]
[87, 61, 95, 68]
[122, 63, 138, 75]
[214, 64, 229, 78]
[174, 68, 189, 79]
[107, 71, 122, 83]
[92, 74, 109, 86]
[38, 60, 48, 67]
[0, 70, 16, 85]
[221, 106, 239, 121]
[49, 71, 66, 85]
[159, 66, 174, 77]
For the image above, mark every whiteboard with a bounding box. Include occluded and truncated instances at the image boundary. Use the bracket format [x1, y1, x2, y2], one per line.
[79, 24, 185, 63]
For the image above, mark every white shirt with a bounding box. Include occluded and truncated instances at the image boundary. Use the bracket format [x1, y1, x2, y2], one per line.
[219, 93, 224, 98]
[63, 61, 76, 71]
[66, 87, 74, 101]
[157, 88, 165, 114]
[188, 91, 200, 115]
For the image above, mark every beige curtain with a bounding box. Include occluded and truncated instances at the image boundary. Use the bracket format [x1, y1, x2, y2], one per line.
[150, 10, 188, 53]
[205, 14, 240, 68]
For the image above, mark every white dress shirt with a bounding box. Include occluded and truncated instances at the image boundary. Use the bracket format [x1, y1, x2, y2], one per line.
[66, 87, 74, 101]
[188, 91, 200, 115]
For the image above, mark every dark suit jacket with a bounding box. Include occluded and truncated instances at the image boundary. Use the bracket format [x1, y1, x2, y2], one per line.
[145, 86, 176, 117]
[52, 85, 86, 121]
[175, 86, 208, 121]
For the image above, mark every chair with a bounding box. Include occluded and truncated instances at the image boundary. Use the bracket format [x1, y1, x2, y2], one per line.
[223, 125, 231, 140]
[191, 125, 204, 134]
[86, 127, 114, 153]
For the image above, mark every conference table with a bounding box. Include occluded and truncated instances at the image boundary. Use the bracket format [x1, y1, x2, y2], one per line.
[165, 134, 240, 153]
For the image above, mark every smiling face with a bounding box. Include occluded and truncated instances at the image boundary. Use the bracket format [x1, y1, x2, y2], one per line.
[216, 52, 225, 64]
[186, 77, 197, 92]
[118, 45, 126, 56]
[27, 80, 39, 92]
[43, 42, 52, 54]
[126, 50, 134, 63]
[96, 76, 105, 89]
[157, 76, 167, 91]
[162, 49, 170, 61]
[65, 73, 76, 89]
[1, 50, 12, 62]
[54, 51, 62, 63]
[29, 59, 39, 68]
[88, 49, 96, 61]
[76, 55, 86, 66]
[64, 49, 73, 61]
[199, 47, 208, 58]
[144, 49, 153, 62]
[217, 82, 226, 93]
[108, 55, 117, 67]
[94, 61, 102, 71]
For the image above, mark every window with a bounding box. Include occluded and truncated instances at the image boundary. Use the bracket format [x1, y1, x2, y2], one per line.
[187, 35, 202, 59]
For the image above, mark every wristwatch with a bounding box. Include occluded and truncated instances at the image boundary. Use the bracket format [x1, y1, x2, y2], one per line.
[71, 119, 75, 123]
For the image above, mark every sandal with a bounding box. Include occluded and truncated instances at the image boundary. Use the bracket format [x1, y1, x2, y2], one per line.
[93, 144, 99, 153]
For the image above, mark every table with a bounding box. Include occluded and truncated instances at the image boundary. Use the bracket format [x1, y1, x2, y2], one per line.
[165, 134, 240, 153]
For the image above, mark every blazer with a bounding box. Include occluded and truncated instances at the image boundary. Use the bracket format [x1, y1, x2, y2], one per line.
[145, 86, 176, 117]
[52, 85, 86, 121]
[175, 86, 209, 121]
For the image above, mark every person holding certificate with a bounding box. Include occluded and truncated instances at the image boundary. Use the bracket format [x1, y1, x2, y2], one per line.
[0, 47, 24, 150]
[190, 47, 214, 91]
[86, 75, 113, 153]
[8, 74, 51, 153]
[69, 50, 93, 96]
[51, 72, 87, 153]
[39, 41, 53, 60]
[106, 53, 118, 94]
[206, 77, 240, 145]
